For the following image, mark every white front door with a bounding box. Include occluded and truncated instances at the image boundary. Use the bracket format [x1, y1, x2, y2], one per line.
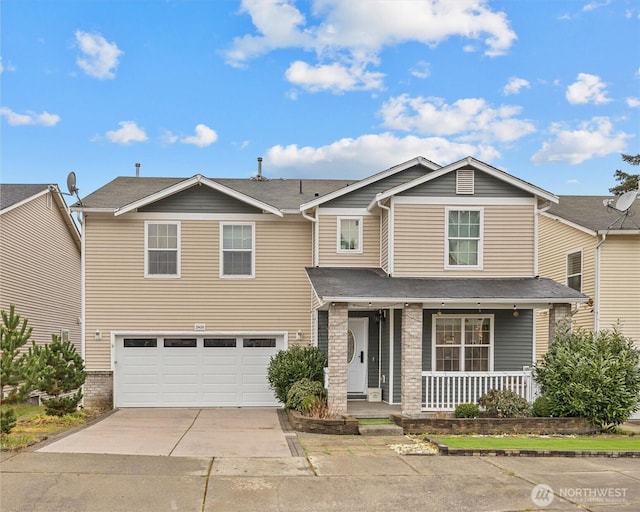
[347, 318, 368, 394]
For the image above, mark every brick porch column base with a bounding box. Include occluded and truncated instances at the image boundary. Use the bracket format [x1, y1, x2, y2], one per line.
[401, 303, 423, 417]
[327, 302, 348, 415]
[549, 303, 572, 343]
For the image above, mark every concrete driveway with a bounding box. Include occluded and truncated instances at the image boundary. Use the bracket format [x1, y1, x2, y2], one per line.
[37, 408, 294, 458]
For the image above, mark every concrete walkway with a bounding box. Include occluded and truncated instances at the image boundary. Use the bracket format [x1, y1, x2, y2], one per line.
[2, 450, 639, 511]
[37, 408, 293, 458]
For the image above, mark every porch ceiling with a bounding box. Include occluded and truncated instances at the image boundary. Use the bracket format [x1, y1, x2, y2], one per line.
[306, 267, 589, 308]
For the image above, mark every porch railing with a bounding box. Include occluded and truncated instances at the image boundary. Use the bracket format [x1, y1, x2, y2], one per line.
[422, 371, 535, 411]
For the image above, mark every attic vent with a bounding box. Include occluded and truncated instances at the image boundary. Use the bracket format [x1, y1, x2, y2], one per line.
[456, 169, 474, 195]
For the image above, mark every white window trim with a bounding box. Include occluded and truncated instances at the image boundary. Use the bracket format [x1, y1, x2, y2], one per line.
[566, 248, 583, 292]
[444, 207, 484, 270]
[144, 221, 181, 278]
[431, 314, 494, 372]
[219, 222, 255, 279]
[337, 216, 363, 254]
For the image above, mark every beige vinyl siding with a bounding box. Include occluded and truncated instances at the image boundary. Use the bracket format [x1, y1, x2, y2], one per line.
[84, 214, 312, 370]
[393, 203, 535, 277]
[0, 192, 81, 350]
[535, 214, 597, 359]
[599, 236, 640, 344]
[381, 208, 389, 272]
[317, 214, 380, 267]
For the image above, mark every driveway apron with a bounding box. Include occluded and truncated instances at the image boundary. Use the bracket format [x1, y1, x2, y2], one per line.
[37, 407, 292, 458]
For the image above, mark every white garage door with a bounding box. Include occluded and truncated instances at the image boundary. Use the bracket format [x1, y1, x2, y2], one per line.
[114, 335, 284, 407]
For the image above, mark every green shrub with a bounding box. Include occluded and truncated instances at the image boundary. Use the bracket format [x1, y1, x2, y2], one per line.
[478, 389, 532, 418]
[1, 407, 17, 434]
[28, 335, 86, 416]
[285, 378, 325, 412]
[454, 402, 480, 418]
[533, 327, 640, 429]
[532, 396, 551, 417]
[267, 346, 327, 403]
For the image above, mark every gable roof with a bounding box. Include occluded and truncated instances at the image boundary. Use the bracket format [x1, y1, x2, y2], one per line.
[299, 156, 441, 211]
[73, 176, 352, 213]
[543, 195, 640, 233]
[0, 183, 81, 249]
[369, 156, 558, 209]
[113, 175, 284, 217]
[0, 184, 52, 211]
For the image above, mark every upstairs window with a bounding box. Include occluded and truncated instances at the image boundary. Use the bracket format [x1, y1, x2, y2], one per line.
[221, 223, 254, 277]
[446, 209, 482, 269]
[567, 251, 582, 292]
[145, 222, 180, 277]
[337, 217, 362, 253]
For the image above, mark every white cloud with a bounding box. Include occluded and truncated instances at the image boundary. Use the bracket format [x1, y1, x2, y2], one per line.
[626, 97, 640, 108]
[181, 124, 218, 147]
[265, 132, 500, 178]
[566, 73, 611, 104]
[75, 30, 123, 80]
[285, 61, 384, 92]
[410, 61, 431, 79]
[100, 121, 148, 144]
[503, 77, 530, 95]
[0, 107, 60, 126]
[225, 0, 516, 92]
[531, 117, 630, 164]
[379, 95, 536, 144]
[0, 57, 16, 74]
[583, 0, 611, 12]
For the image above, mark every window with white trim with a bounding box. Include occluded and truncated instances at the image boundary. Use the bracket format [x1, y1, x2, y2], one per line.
[433, 316, 492, 372]
[337, 217, 362, 253]
[145, 222, 180, 277]
[221, 223, 254, 277]
[446, 209, 482, 268]
[567, 250, 582, 292]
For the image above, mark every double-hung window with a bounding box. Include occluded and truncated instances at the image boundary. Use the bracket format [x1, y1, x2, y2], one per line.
[446, 208, 482, 269]
[566, 250, 582, 292]
[145, 221, 180, 277]
[337, 216, 362, 253]
[221, 223, 254, 277]
[433, 316, 492, 372]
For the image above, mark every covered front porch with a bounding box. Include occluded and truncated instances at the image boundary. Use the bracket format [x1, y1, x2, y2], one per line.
[309, 267, 588, 416]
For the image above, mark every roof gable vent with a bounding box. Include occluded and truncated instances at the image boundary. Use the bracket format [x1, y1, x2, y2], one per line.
[456, 169, 474, 195]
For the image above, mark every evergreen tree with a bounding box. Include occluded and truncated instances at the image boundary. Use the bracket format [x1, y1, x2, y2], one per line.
[609, 153, 640, 195]
[0, 305, 34, 403]
[29, 334, 86, 416]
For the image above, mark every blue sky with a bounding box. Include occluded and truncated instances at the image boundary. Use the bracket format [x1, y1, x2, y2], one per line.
[1, 0, 639, 198]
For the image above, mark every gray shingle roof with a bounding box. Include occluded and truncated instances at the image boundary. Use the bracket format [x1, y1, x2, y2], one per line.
[548, 195, 640, 232]
[76, 176, 354, 210]
[306, 267, 588, 303]
[0, 184, 51, 211]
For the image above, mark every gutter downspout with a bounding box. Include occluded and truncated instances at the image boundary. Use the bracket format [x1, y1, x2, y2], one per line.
[594, 233, 607, 331]
[301, 208, 319, 267]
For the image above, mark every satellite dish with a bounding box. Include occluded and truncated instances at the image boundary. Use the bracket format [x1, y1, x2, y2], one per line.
[614, 190, 638, 212]
[67, 171, 78, 195]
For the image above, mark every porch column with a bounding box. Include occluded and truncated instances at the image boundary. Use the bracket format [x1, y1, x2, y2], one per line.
[548, 303, 572, 343]
[401, 303, 423, 416]
[327, 302, 348, 414]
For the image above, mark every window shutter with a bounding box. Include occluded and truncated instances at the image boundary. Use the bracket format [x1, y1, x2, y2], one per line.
[456, 169, 474, 195]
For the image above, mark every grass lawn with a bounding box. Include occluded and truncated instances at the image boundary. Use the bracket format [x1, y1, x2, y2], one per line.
[1, 403, 98, 451]
[433, 434, 640, 451]
[358, 418, 394, 425]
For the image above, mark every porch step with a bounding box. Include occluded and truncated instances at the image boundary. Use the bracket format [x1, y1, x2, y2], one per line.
[358, 423, 404, 436]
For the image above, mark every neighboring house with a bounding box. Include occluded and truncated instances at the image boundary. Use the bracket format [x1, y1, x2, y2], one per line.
[73, 157, 586, 414]
[0, 184, 82, 351]
[536, 195, 640, 358]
